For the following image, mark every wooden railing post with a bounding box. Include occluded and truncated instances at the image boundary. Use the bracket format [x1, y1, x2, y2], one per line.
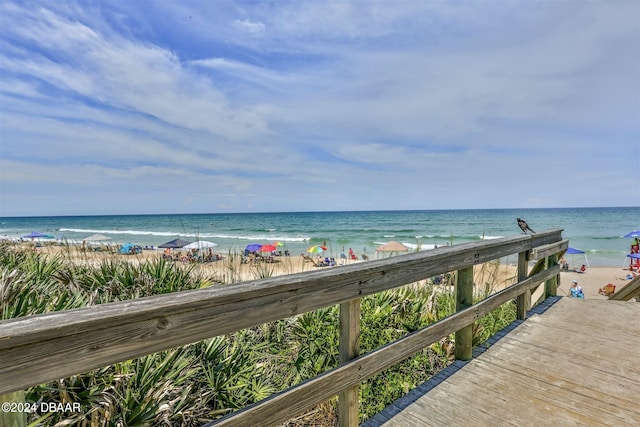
[0, 391, 27, 427]
[545, 254, 559, 298]
[339, 299, 360, 427]
[455, 267, 474, 361]
[516, 251, 529, 320]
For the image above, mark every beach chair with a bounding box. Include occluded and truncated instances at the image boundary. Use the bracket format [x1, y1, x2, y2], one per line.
[301, 254, 320, 267]
[599, 284, 616, 296]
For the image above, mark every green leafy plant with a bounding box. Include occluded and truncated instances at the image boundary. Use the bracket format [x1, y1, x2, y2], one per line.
[0, 241, 519, 426]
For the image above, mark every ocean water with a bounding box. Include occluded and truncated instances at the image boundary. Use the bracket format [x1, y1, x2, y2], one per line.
[0, 207, 638, 267]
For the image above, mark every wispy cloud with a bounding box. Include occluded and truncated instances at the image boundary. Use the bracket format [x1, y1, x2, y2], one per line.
[1, 0, 638, 215]
[233, 19, 266, 37]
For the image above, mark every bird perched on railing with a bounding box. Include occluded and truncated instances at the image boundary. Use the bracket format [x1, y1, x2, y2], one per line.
[517, 218, 535, 234]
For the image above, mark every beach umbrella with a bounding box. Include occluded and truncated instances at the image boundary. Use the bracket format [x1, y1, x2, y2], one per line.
[564, 247, 590, 271]
[245, 243, 262, 252]
[158, 238, 192, 249]
[623, 231, 640, 268]
[183, 240, 217, 250]
[307, 245, 328, 253]
[273, 241, 285, 247]
[260, 244, 277, 253]
[376, 241, 409, 253]
[22, 232, 54, 239]
[626, 253, 640, 270]
[565, 247, 584, 254]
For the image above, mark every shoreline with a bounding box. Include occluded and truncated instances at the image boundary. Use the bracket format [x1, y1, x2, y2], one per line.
[1, 236, 634, 270]
[3, 206, 638, 270]
[19, 242, 637, 300]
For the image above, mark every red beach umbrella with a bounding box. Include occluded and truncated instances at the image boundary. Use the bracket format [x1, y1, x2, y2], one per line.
[260, 244, 277, 253]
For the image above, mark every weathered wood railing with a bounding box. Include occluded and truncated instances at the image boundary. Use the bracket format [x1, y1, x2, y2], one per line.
[0, 229, 567, 426]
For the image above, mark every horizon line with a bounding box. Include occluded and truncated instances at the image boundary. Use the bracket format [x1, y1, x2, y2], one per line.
[1, 205, 638, 219]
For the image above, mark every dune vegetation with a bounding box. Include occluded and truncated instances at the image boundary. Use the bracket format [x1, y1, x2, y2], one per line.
[0, 242, 516, 426]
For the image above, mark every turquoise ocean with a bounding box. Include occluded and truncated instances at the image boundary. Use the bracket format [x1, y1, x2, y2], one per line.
[1, 207, 638, 267]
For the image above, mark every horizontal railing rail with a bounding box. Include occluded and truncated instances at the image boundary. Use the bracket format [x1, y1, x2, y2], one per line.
[0, 229, 565, 427]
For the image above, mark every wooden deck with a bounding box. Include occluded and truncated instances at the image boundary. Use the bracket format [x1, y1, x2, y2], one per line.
[365, 297, 640, 426]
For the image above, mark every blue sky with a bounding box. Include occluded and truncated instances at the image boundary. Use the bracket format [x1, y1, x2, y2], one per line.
[1, 0, 638, 216]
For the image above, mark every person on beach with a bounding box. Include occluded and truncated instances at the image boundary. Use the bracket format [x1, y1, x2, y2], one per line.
[570, 280, 584, 298]
[559, 258, 569, 270]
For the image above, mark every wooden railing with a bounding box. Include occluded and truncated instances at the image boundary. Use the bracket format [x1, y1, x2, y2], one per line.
[0, 229, 567, 426]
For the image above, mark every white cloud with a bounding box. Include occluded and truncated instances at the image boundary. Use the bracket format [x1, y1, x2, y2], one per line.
[233, 19, 266, 36]
[0, 0, 638, 215]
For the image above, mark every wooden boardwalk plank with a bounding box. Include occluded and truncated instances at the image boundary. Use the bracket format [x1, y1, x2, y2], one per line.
[492, 322, 640, 378]
[389, 383, 520, 427]
[481, 339, 640, 408]
[367, 298, 640, 427]
[463, 359, 639, 425]
[437, 363, 613, 426]
[523, 299, 640, 336]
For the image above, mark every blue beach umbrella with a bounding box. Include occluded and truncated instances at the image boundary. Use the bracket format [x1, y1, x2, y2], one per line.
[245, 243, 262, 252]
[564, 247, 590, 271]
[565, 247, 584, 255]
[623, 230, 640, 238]
[623, 231, 640, 267]
[22, 232, 54, 239]
[158, 238, 192, 249]
[625, 253, 640, 270]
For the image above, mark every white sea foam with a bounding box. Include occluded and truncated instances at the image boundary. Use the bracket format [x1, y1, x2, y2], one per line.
[58, 228, 309, 242]
[3, 207, 633, 267]
[59, 228, 180, 237]
[208, 233, 309, 242]
[402, 242, 437, 250]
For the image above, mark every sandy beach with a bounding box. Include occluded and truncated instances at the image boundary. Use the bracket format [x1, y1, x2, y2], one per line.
[30, 242, 518, 289]
[557, 268, 636, 300]
[25, 242, 637, 300]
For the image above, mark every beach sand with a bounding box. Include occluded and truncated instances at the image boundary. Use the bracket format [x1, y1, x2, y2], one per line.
[557, 268, 637, 300]
[33, 243, 518, 288]
[28, 243, 638, 299]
